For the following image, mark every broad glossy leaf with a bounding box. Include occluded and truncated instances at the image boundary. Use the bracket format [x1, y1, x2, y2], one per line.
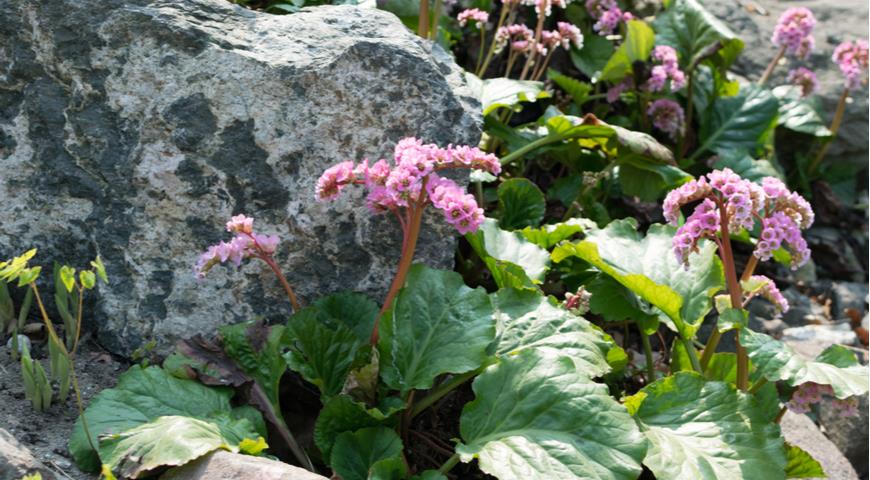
[98, 415, 256, 479]
[331, 427, 405, 480]
[772, 86, 832, 138]
[466, 74, 551, 116]
[69, 366, 260, 472]
[653, 0, 743, 69]
[741, 329, 869, 398]
[466, 218, 550, 286]
[784, 443, 825, 478]
[457, 349, 646, 480]
[492, 288, 617, 377]
[609, 125, 676, 166]
[519, 218, 592, 249]
[570, 33, 614, 78]
[548, 69, 592, 106]
[284, 307, 367, 398]
[220, 322, 287, 413]
[552, 220, 724, 338]
[601, 20, 656, 81]
[618, 161, 692, 201]
[586, 275, 660, 334]
[497, 178, 546, 230]
[629, 372, 786, 480]
[378, 265, 495, 395]
[314, 395, 402, 459]
[695, 85, 779, 160]
[312, 291, 378, 344]
[713, 150, 783, 182]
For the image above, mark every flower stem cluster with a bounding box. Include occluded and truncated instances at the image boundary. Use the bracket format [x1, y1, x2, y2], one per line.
[664, 169, 813, 270]
[771, 7, 816, 60]
[832, 40, 869, 90]
[647, 46, 686, 92]
[457, 8, 489, 29]
[787, 67, 818, 97]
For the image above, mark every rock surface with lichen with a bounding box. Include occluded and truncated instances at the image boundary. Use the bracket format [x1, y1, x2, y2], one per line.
[0, 0, 480, 355]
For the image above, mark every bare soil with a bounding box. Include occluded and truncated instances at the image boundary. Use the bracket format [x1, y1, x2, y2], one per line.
[0, 338, 128, 480]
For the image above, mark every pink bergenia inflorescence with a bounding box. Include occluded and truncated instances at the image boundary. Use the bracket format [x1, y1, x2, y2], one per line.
[457, 8, 489, 29]
[787, 383, 859, 418]
[495, 24, 534, 54]
[647, 46, 686, 92]
[585, 0, 622, 35]
[316, 138, 500, 234]
[832, 40, 869, 90]
[647, 99, 685, 140]
[195, 214, 280, 278]
[663, 169, 814, 269]
[747, 275, 789, 313]
[787, 67, 818, 97]
[771, 7, 816, 59]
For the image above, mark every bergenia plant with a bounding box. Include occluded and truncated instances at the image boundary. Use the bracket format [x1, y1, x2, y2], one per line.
[316, 137, 500, 343]
[759, 7, 816, 85]
[664, 168, 813, 389]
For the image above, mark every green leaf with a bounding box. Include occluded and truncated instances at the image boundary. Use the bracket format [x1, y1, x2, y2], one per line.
[411, 471, 447, 480]
[0, 249, 37, 283]
[314, 395, 401, 459]
[713, 150, 784, 183]
[312, 291, 378, 346]
[17, 267, 41, 287]
[609, 125, 677, 166]
[492, 288, 617, 377]
[772, 86, 832, 138]
[466, 218, 550, 286]
[742, 329, 870, 398]
[497, 178, 546, 230]
[284, 307, 368, 398]
[652, 0, 743, 70]
[59, 266, 76, 293]
[91, 256, 109, 283]
[551, 219, 724, 338]
[618, 162, 692, 201]
[784, 443, 825, 478]
[629, 372, 786, 480]
[570, 33, 614, 78]
[548, 69, 593, 106]
[220, 322, 287, 410]
[586, 275, 660, 334]
[378, 265, 495, 395]
[80, 270, 96, 290]
[519, 218, 592, 249]
[457, 349, 646, 480]
[70, 366, 260, 473]
[330, 427, 404, 480]
[695, 85, 779, 160]
[98, 415, 247, 479]
[601, 20, 656, 82]
[717, 307, 748, 333]
[466, 74, 551, 116]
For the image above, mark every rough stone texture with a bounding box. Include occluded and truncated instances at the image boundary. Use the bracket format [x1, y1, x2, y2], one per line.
[827, 281, 869, 318]
[0, 428, 58, 480]
[706, 0, 869, 174]
[818, 393, 869, 479]
[159, 451, 327, 480]
[781, 411, 860, 480]
[0, 0, 480, 354]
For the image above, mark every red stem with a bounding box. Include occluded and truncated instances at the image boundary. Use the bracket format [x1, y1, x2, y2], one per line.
[714, 196, 748, 391]
[371, 203, 426, 345]
[260, 255, 301, 312]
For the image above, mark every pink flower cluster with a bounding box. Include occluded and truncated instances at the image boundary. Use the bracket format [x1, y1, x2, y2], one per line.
[195, 214, 280, 278]
[647, 99, 684, 140]
[585, 0, 625, 35]
[316, 138, 500, 234]
[663, 170, 813, 269]
[771, 7, 816, 59]
[832, 40, 869, 90]
[495, 24, 534, 54]
[496, 22, 582, 56]
[564, 286, 592, 316]
[671, 198, 719, 265]
[457, 8, 489, 29]
[787, 67, 818, 97]
[747, 275, 789, 313]
[647, 46, 686, 92]
[787, 383, 859, 418]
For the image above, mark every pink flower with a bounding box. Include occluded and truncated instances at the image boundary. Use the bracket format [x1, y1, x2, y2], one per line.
[787, 67, 818, 97]
[557, 22, 583, 50]
[251, 233, 279, 255]
[647, 99, 684, 140]
[594, 7, 622, 35]
[832, 397, 859, 418]
[315, 161, 355, 201]
[457, 8, 489, 29]
[748, 275, 789, 313]
[646, 46, 686, 92]
[585, 0, 617, 19]
[496, 24, 534, 54]
[226, 214, 253, 234]
[606, 78, 631, 103]
[772, 7, 816, 57]
[833, 40, 869, 90]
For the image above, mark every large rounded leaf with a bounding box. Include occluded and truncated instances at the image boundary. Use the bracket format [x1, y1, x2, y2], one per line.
[69, 366, 260, 473]
[741, 329, 869, 399]
[492, 288, 618, 377]
[497, 178, 546, 230]
[600, 20, 655, 81]
[466, 218, 550, 288]
[694, 85, 779, 161]
[652, 0, 743, 69]
[772, 86, 832, 138]
[314, 395, 402, 459]
[378, 265, 495, 395]
[330, 427, 405, 480]
[628, 372, 786, 480]
[552, 219, 724, 338]
[457, 349, 646, 480]
[465, 74, 551, 116]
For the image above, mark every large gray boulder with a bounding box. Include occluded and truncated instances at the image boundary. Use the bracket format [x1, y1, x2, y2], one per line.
[0, 1, 480, 354]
